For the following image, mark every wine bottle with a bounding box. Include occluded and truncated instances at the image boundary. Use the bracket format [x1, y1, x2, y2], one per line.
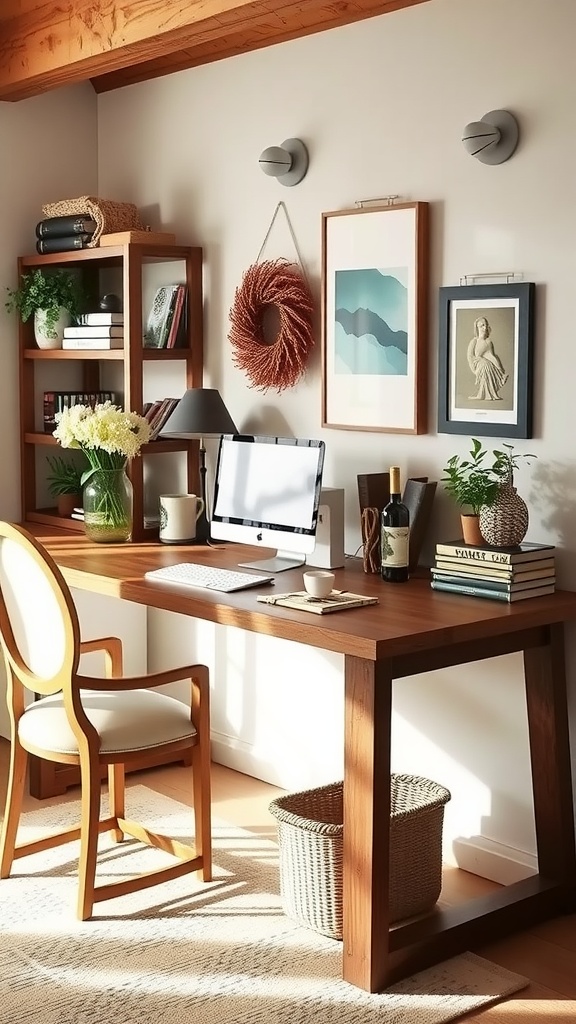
[381, 466, 410, 583]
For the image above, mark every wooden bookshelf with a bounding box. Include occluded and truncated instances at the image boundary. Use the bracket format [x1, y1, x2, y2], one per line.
[17, 242, 204, 540]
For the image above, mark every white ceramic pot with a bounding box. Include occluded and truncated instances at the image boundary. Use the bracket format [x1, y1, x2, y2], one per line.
[34, 306, 72, 349]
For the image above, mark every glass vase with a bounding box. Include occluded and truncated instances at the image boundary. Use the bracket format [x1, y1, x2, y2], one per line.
[83, 465, 133, 543]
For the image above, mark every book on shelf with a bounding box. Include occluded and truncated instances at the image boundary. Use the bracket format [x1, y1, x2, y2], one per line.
[78, 312, 124, 326]
[166, 285, 187, 348]
[257, 590, 379, 615]
[430, 569, 556, 593]
[36, 216, 97, 239]
[36, 234, 93, 255]
[433, 557, 555, 581]
[148, 397, 180, 439]
[143, 399, 163, 424]
[43, 390, 117, 431]
[143, 284, 180, 349]
[431, 579, 556, 602]
[62, 338, 124, 350]
[435, 540, 555, 565]
[64, 325, 124, 339]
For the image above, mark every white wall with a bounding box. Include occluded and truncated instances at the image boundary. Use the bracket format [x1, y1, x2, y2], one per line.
[3, 0, 576, 878]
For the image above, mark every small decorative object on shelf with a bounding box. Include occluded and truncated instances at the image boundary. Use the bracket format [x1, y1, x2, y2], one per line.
[53, 402, 151, 543]
[5, 267, 85, 349]
[99, 292, 123, 313]
[441, 438, 499, 546]
[479, 444, 536, 548]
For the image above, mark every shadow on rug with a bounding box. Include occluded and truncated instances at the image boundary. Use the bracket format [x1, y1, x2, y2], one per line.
[0, 786, 528, 1024]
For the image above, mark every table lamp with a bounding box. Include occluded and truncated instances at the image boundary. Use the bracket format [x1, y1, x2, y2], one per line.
[161, 388, 238, 543]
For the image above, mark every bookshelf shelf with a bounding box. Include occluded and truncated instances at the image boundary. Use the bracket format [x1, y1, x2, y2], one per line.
[18, 242, 204, 541]
[24, 348, 125, 361]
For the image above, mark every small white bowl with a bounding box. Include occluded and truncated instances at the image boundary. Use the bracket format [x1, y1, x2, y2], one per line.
[303, 569, 335, 599]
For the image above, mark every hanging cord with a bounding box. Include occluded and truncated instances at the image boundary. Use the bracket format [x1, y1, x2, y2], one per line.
[256, 201, 310, 284]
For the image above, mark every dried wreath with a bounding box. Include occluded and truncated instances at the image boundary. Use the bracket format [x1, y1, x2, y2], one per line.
[228, 258, 314, 392]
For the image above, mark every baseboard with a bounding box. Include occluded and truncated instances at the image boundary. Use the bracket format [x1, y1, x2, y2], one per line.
[210, 730, 340, 791]
[210, 731, 285, 788]
[453, 835, 537, 885]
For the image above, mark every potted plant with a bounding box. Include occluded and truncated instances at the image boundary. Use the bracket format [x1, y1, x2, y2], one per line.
[5, 268, 85, 349]
[441, 438, 499, 545]
[46, 454, 85, 517]
[479, 443, 537, 547]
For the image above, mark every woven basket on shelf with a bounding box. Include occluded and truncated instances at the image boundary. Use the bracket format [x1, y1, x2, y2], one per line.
[269, 773, 451, 940]
[41, 196, 144, 247]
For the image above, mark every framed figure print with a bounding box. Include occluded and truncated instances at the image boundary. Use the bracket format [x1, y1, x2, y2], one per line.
[321, 202, 429, 434]
[437, 282, 535, 439]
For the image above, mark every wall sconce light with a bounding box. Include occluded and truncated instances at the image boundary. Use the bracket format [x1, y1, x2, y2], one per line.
[259, 138, 309, 186]
[462, 110, 519, 165]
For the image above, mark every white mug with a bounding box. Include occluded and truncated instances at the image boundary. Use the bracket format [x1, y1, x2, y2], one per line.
[159, 494, 205, 543]
[303, 569, 335, 599]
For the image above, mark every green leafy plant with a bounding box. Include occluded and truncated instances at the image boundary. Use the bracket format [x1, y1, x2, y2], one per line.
[46, 455, 84, 498]
[442, 438, 500, 516]
[5, 268, 85, 336]
[491, 443, 537, 484]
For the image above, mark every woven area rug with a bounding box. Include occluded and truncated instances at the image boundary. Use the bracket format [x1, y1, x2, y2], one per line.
[0, 785, 528, 1024]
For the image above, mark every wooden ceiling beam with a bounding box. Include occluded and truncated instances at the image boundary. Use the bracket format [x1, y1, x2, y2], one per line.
[0, 0, 430, 102]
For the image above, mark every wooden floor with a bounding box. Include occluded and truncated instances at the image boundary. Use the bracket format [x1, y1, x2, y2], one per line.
[1, 739, 575, 1021]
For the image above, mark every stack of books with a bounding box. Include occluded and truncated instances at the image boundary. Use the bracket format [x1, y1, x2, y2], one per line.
[430, 540, 556, 602]
[35, 215, 97, 254]
[62, 312, 124, 350]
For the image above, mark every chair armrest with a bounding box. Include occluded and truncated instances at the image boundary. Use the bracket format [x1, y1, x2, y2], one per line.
[79, 636, 123, 678]
[75, 663, 208, 693]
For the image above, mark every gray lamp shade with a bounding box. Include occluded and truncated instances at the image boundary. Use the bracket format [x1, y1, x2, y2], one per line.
[161, 388, 238, 437]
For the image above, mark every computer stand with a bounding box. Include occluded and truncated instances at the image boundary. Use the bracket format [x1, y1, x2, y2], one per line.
[238, 553, 306, 573]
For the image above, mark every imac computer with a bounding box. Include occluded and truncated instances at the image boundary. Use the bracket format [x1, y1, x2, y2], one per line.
[210, 434, 325, 572]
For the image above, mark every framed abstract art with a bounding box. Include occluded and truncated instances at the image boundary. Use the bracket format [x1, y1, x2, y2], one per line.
[321, 202, 429, 434]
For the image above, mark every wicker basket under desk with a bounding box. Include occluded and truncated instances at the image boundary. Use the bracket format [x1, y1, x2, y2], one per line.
[269, 774, 451, 940]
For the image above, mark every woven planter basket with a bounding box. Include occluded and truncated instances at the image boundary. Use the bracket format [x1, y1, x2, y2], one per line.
[269, 774, 451, 939]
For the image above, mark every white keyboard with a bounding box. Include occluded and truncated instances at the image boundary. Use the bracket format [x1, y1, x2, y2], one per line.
[144, 562, 275, 593]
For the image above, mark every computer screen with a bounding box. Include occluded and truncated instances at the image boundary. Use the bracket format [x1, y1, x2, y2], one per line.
[210, 435, 325, 572]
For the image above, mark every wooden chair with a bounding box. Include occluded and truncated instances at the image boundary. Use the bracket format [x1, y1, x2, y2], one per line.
[0, 521, 212, 919]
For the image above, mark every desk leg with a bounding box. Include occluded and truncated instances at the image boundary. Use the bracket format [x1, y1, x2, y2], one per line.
[342, 654, 392, 992]
[524, 622, 576, 885]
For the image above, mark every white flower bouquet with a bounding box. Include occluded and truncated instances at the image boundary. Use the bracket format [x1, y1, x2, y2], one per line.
[53, 403, 151, 541]
[54, 402, 150, 467]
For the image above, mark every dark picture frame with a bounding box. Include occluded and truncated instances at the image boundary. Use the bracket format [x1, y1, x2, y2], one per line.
[321, 202, 429, 434]
[437, 282, 535, 438]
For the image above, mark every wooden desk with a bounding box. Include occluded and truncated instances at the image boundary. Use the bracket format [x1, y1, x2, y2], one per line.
[30, 528, 576, 992]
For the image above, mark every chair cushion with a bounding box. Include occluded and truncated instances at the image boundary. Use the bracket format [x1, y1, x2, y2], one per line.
[18, 688, 196, 756]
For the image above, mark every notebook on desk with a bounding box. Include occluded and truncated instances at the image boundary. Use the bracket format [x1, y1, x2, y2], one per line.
[257, 590, 378, 615]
